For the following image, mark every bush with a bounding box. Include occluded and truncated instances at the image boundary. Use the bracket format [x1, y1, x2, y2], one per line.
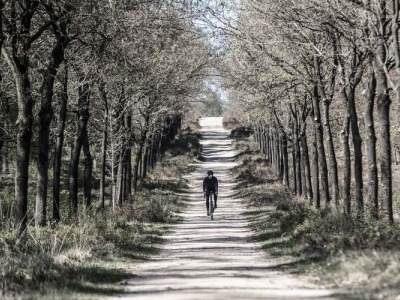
[268, 199, 400, 255]
[230, 126, 253, 138]
[222, 109, 246, 129]
[132, 193, 179, 223]
[168, 128, 202, 159]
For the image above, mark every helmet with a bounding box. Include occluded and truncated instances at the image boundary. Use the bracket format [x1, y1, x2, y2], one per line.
[207, 170, 214, 175]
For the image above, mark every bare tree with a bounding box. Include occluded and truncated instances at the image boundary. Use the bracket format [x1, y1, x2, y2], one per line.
[2, 1, 62, 234]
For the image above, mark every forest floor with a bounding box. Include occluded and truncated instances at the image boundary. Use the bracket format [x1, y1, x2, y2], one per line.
[103, 117, 339, 300]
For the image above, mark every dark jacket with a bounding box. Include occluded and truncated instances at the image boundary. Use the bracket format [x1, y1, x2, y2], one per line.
[203, 176, 218, 193]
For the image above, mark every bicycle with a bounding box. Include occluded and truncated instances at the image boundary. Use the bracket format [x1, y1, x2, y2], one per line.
[208, 191, 215, 220]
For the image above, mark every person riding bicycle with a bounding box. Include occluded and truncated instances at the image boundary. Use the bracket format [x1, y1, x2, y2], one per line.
[203, 170, 218, 216]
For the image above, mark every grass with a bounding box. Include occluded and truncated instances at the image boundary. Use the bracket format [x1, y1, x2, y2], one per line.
[0, 123, 202, 299]
[0, 194, 174, 299]
[231, 132, 400, 300]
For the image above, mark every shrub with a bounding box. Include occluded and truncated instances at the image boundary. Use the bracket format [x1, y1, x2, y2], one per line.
[230, 126, 253, 138]
[167, 129, 202, 159]
[269, 199, 400, 254]
[132, 194, 177, 223]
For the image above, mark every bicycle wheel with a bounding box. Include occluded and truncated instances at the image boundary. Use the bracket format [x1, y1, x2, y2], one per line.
[210, 193, 214, 220]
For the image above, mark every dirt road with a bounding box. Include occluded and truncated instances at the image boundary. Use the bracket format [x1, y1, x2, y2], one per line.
[108, 117, 335, 299]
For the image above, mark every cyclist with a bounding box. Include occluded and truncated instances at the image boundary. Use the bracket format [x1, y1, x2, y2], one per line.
[203, 170, 219, 216]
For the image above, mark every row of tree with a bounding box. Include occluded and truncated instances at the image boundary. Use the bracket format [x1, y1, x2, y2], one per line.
[220, 0, 400, 221]
[0, 0, 211, 235]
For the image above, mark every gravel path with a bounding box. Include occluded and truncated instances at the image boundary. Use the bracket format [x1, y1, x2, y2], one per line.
[108, 117, 336, 300]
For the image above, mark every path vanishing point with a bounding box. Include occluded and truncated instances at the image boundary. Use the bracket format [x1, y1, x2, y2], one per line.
[108, 117, 336, 300]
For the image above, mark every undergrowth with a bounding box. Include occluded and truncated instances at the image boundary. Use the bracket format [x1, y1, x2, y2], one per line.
[0, 125, 201, 299]
[232, 132, 400, 300]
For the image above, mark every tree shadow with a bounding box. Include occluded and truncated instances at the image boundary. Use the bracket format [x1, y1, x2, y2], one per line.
[46, 265, 134, 296]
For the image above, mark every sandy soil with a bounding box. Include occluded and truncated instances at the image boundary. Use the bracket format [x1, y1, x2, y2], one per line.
[107, 117, 336, 300]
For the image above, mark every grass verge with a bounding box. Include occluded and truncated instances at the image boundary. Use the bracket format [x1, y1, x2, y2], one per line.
[232, 135, 400, 300]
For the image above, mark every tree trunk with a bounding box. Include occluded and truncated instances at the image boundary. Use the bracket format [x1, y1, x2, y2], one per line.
[125, 148, 131, 201]
[132, 132, 147, 193]
[260, 124, 265, 154]
[150, 133, 156, 170]
[375, 51, 393, 222]
[391, 0, 400, 168]
[52, 64, 68, 222]
[99, 124, 107, 209]
[277, 134, 282, 178]
[0, 1, 4, 177]
[272, 132, 279, 172]
[282, 135, 289, 187]
[98, 83, 109, 209]
[265, 126, 270, 162]
[364, 70, 378, 218]
[0, 139, 3, 176]
[322, 102, 339, 205]
[115, 155, 124, 207]
[142, 146, 148, 180]
[36, 37, 69, 227]
[293, 112, 302, 196]
[69, 78, 90, 215]
[291, 120, 297, 193]
[0, 99, 8, 176]
[311, 128, 320, 208]
[1, 151, 7, 175]
[1, 0, 60, 235]
[255, 123, 260, 150]
[132, 147, 142, 193]
[341, 111, 351, 215]
[311, 78, 330, 205]
[125, 114, 132, 200]
[394, 146, 400, 165]
[0, 0, 3, 53]
[157, 131, 162, 162]
[315, 50, 339, 205]
[82, 130, 92, 208]
[347, 87, 364, 215]
[0, 96, 4, 177]
[15, 73, 33, 234]
[2, 41, 35, 235]
[270, 133, 275, 171]
[300, 129, 311, 200]
[277, 133, 282, 177]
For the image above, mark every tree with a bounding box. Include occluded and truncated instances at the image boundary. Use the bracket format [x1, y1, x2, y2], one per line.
[2, 0, 61, 234]
[218, 0, 398, 222]
[35, 2, 73, 226]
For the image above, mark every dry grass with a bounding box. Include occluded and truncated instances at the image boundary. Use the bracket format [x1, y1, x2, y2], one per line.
[0, 121, 202, 299]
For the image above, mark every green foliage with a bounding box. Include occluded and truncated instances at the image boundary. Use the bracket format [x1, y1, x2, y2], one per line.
[200, 89, 225, 117]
